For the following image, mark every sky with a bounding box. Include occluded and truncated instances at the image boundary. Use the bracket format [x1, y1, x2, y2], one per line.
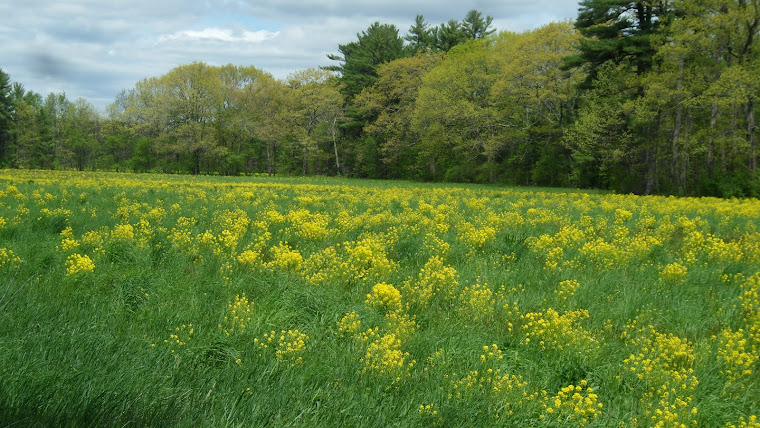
[1, 1, 582, 111]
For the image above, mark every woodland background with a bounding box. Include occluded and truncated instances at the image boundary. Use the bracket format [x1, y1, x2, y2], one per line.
[1, 1, 759, 197]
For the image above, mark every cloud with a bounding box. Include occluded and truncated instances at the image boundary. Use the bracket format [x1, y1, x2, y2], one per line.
[158, 28, 280, 44]
[29, 53, 73, 80]
[0, 0, 581, 110]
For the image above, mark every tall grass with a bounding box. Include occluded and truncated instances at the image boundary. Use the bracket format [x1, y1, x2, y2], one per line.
[0, 169, 758, 426]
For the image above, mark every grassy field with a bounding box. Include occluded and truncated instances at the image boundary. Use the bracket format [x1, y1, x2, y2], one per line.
[1, 169, 759, 427]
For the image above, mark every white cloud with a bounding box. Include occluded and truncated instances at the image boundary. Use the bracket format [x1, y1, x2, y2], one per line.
[158, 28, 280, 44]
[0, 0, 581, 110]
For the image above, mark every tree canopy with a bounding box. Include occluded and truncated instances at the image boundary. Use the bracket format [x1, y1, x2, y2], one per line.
[1, 5, 759, 197]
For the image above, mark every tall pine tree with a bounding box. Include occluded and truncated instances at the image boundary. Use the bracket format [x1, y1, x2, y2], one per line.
[0, 69, 13, 165]
[564, 0, 672, 86]
[325, 22, 407, 101]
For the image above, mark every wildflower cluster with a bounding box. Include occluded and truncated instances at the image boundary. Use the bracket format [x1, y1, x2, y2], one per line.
[156, 323, 194, 353]
[423, 233, 450, 257]
[383, 310, 418, 342]
[237, 249, 260, 266]
[214, 209, 251, 254]
[65, 253, 95, 276]
[362, 333, 414, 380]
[287, 209, 330, 240]
[265, 242, 303, 272]
[726, 415, 760, 428]
[366, 282, 402, 313]
[301, 246, 345, 285]
[110, 223, 135, 242]
[343, 234, 398, 282]
[541, 380, 602, 426]
[458, 282, 495, 321]
[457, 221, 495, 250]
[715, 328, 756, 394]
[739, 273, 760, 353]
[621, 326, 699, 427]
[220, 294, 253, 336]
[301, 234, 398, 286]
[555, 279, 581, 303]
[337, 311, 362, 337]
[521, 308, 599, 355]
[660, 262, 688, 283]
[255, 329, 309, 365]
[59, 227, 80, 252]
[0, 247, 20, 269]
[401, 256, 458, 307]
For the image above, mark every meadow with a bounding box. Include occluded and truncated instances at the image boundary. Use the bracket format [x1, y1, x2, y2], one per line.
[0, 169, 759, 427]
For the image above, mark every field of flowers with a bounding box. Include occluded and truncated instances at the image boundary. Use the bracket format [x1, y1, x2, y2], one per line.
[1, 169, 759, 426]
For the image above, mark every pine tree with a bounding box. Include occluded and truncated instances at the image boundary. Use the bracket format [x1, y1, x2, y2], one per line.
[0, 69, 13, 165]
[405, 15, 434, 52]
[462, 9, 495, 40]
[432, 20, 466, 51]
[564, 0, 672, 86]
[325, 22, 407, 101]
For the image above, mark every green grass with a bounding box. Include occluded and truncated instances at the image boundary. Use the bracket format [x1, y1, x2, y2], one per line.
[0, 169, 759, 426]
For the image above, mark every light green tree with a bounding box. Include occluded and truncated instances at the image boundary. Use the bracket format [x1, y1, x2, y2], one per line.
[287, 68, 344, 175]
[412, 39, 500, 181]
[354, 52, 443, 178]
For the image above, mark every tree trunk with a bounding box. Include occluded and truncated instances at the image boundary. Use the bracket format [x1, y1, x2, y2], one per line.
[645, 145, 657, 195]
[747, 99, 756, 173]
[730, 102, 738, 169]
[671, 104, 682, 184]
[681, 109, 692, 194]
[644, 118, 660, 195]
[302, 141, 308, 176]
[266, 141, 274, 176]
[708, 99, 717, 176]
[671, 59, 684, 185]
[331, 116, 340, 174]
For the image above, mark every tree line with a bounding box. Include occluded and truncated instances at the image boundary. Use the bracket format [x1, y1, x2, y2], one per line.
[1, 2, 758, 197]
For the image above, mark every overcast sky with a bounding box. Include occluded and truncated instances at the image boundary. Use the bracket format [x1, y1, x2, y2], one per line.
[1, 1, 581, 110]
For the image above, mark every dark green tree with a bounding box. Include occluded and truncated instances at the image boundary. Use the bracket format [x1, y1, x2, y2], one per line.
[564, 0, 673, 86]
[325, 22, 407, 100]
[433, 20, 467, 51]
[462, 9, 495, 40]
[6, 84, 49, 168]
[0, 68, 13, 165]
[405, 15, 434, 52]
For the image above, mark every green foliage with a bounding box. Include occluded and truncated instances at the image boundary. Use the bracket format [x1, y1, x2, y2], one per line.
[404, 15, 434, 52]
[413, 23, 582, 185]
[286, 68, 344, 175]
[565, 0, 672, 86]
[1, 5, 759, 197]
[461, 9, 495, 40]
[405, 10, 494, 53]
[0, 69, 13, 165]
[2, 170, 760, 425]
[432, 19, 467, 52]
[354, 52, 443, 178]
[562, 0, 760, 196]
[325, 22, 407, 101]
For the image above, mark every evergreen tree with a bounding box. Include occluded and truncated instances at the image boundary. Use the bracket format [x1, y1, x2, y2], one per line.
[564, 0, 673, 86]
[325, 22, 407, 101]
[0, 68, 13, 165]
[433, 20, 467, 51]
[462, 9, 495, 40]
[405, 15, 434, 52]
